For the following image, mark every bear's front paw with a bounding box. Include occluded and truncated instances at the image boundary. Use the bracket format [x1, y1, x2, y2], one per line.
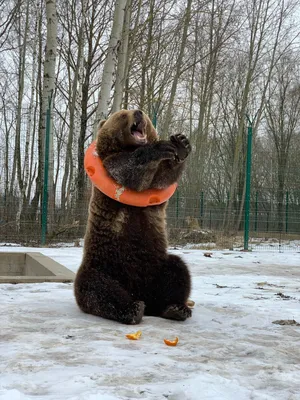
[153, 141, 177, 161]
[170, 134, 191, 163]
[161, 304, 192, 321]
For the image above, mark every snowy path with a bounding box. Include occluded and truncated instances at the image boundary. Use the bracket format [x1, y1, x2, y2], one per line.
[0, 247, 300, 400]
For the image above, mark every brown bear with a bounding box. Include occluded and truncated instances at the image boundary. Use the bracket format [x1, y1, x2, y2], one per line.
[74, 109, 192, 324]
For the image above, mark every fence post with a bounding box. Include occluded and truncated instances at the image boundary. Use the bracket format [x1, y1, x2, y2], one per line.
[152, 110, 157, 129]
[41, 96, 52, 245]
[200, 191, 204, 226]
[244, 116, 253, 250]
[254, 191, 258, 232]
[286, 191, 289, 233]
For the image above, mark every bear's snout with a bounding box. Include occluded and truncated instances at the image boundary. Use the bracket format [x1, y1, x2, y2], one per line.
[133, 110, 143, 124]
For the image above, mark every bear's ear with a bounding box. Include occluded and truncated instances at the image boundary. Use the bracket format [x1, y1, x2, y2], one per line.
[98, 119, 106, 129]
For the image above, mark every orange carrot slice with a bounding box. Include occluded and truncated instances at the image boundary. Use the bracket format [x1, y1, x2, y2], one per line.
[126, 330, 142, 340]
[164, 337, 179, 346]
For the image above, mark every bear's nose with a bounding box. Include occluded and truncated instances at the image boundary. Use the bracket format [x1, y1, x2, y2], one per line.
[134, 110, 143, 119]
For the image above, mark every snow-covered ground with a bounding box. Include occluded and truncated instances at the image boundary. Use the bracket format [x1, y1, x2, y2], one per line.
[1, 246, 300, 400]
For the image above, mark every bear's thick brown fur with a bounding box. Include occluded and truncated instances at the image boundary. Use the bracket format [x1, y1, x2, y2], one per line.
[74, 109, 192, 324]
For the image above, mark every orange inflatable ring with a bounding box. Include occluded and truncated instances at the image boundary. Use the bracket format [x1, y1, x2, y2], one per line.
[84, 141, 177, 207]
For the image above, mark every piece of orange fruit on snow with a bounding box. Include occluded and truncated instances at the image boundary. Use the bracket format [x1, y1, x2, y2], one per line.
[186, 299, 195, 308]
[164, 337, 179, 346]
[126, 330, 142, 340]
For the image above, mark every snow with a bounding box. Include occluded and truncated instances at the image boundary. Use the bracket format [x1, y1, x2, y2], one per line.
[1, 246, 300, 400]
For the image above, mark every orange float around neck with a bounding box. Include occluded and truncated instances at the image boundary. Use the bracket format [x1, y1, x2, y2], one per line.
[84, 141, 177, 207]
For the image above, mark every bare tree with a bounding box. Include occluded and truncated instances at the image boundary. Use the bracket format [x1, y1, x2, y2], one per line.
[1, 0, 300, 244]
[16, 0, 40, 231]
[0, 0, 22, 50]
[111, 0, 132, 113]
[10, 0, 31, 200]
[94, 0, 127, 136]
[41, 0, 57, 230]
[161, 0, 192, 135]
[58, 0, 87, 215]
[223, 0, 294, 233]
[75, 0, 112, 223]
[265, 54, 300, 231]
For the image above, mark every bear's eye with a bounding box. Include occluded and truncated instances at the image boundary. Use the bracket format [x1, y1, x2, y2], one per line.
[119, 112, 127, 120]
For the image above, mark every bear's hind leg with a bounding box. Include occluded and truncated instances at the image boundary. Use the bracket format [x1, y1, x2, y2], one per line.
[145, 254, 192, 321]
[75, 271, 144, 324]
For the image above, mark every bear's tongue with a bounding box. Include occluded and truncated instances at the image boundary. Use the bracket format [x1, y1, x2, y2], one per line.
[132, 130, 146, 140]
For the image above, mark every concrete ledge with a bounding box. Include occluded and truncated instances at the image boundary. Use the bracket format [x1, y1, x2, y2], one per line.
[0, 252, 75, 283]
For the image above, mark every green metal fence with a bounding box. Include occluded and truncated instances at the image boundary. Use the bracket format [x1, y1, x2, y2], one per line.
[167, 190, 300, 251]
[1, 185, 300, 251]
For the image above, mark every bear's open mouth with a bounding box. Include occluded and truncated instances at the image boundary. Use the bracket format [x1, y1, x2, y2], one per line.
[131, 122, 147, 143]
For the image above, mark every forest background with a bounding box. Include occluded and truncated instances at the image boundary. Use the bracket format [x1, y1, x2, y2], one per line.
[1, 0, 300, 248]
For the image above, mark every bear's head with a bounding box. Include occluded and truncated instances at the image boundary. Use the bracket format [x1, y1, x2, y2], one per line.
[96, 109, 158, 159]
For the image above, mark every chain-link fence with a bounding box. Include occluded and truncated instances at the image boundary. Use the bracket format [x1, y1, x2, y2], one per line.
[1, 185, 300, 251]
[167, 190, 300, 251]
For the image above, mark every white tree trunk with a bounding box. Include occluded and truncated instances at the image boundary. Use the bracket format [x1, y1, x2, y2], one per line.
[16, 1, 39, 232]
[111, 0, 132, 113]
[42, 0, 57, 231]
[14, 0, 30, 231]
[10, 0, 31, 196]
[61, 0, 86, 214]
[93, 0, 127, 137]
[42, 0, 57, 132]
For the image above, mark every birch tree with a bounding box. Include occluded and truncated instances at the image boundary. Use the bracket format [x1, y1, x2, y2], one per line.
[41, 0, 57, 229]
[93, 0, 127, 137]
[10, 0, 31, 199]
[16, 1, 40, 231]
[111, 0, 132, 113]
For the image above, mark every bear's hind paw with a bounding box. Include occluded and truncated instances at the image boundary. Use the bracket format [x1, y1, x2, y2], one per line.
[123, 301, 145, 325]
[161, 304, 192, 321]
